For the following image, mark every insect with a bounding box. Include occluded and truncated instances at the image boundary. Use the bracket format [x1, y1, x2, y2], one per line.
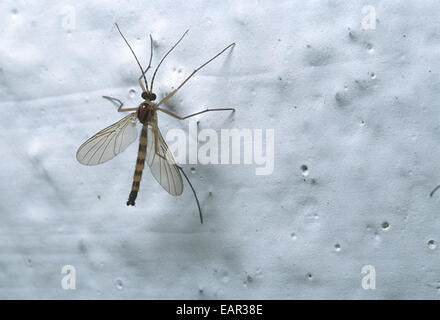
[76, 24, 235, 224]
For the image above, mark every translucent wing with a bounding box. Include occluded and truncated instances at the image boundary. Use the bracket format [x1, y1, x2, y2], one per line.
[146, 125, 183, 196]
[76, 112, 138, 165]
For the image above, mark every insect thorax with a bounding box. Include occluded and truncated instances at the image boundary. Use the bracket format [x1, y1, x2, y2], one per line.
[137, 103, 156, 124]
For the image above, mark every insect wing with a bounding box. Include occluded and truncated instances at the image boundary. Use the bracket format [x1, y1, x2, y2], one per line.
[146, 125, 183, 196]
[76, 112, 138, 165]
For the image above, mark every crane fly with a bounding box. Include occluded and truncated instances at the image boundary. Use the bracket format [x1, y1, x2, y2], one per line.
[76, 24, 235, 223]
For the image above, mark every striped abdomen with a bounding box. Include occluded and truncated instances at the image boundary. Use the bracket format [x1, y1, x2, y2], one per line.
[127, 123, 148, 206]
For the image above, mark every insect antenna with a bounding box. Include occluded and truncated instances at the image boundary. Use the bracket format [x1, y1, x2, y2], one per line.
[146, 34, 154, 73]
[178, 166, 203, 224]
[150, 29, 189, 92]
[137, 34, 155, 93]
[115, 23, 149, 92]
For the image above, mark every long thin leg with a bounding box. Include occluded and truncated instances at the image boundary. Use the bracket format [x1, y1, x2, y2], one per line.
[151, 147, 202, 223]
[102, 96, 138, 112]
[177, 165, 203, 224]
[430, 184, 440, 197]
[157, 107, 235, 120]
[156, 43, 235, 107]
[150, 29, 189, 93]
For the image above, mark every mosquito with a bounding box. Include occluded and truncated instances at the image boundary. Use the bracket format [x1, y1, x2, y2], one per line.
[76, 24, 235, 224]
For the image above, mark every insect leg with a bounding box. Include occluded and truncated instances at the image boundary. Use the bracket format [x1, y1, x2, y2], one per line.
[177, 165, 203, 224]
[155, 43, 235, 107]
[430, 184, 440, 197]
[156, 107, 235, 120]
[102, 96, 138, 112]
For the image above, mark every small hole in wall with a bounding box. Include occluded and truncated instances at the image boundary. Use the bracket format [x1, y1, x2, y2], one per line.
[128, 88, 136, 100]
[428, 240, 437, 250]
[300, 165, 309, 177]
[381, 221, 389, 230]
[115, 279, 123, 290]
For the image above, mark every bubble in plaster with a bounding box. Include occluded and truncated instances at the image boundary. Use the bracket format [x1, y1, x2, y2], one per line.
[335, 91, 350, 107]
[254, 267, 263, 279]
[348, 30, 356, 40]
[115, 279, 124, 290]
[28, 139, 42, 158]
[221, 275, 230, 284]
[334, 243, 341, 251]
[370, 72, 376, 79]
[78, 239, 87, 253]
[11, 8, 18, 17]
[428, 240, 437, 250]
[290, 232, 297, 240]
[300, 165, 309, 177]
[190, 167, 196, 174]
[381, 221, 390, 230]
[307, 273, 313, 280]
[128, 89, 136, 100]
[26, 258, 32, 266]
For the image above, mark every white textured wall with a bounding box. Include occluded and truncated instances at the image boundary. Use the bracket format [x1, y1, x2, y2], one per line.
[0, 0, 439, 299]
